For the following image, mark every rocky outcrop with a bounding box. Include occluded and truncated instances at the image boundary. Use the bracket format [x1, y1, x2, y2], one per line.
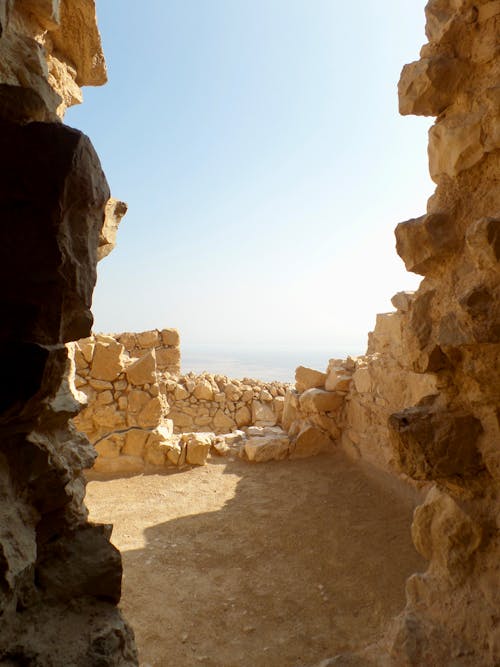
[0, 1, 137, 664]
[386, 1, 500, 662]
[327, 1, 500, 665]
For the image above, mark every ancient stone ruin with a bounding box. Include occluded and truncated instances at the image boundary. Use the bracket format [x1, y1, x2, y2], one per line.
[0, 0, 498, 665]
[0, 1, 136, 664]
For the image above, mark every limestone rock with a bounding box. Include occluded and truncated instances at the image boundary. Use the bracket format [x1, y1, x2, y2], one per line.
[95, 436, 122, 459]
[395, 213, 458, 275]
[174, 383, 190, 400]
[137, 396, 164, 429]
[213, 409, 235, 432]
[144, 424, 174, 467]
[155, 346, 181, 371]
[184, 432, 214, 466]
[411, 486, 482, 583]
[136, 330, 160, 348]
[126, 350, 156, 386]
[391, 291, 414, 313]
[235, 405, 252, 427]
[298, 388, 344, 413]
[91, 340, 125, 382]
[122, 430, 149, 458]
[290, 425, 332, 459]
[36, 524, 121, 604]
[193, 379, 214, 401]
[160, 328, 180, 346]
[325, 360, 352, 392]
[295, 366, 327, 392]
[98, 198, 128, 261]
[50, 0, 107, 87]
[251, 400, 277, 426]
[244, 433, 290, 462]
[398, 56, 464, 117]
[389, 402, 484, 482]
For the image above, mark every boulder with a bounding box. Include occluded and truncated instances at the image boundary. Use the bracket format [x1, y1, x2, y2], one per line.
[290, 425, 332, 459]
[184, 432, 214, 466]
[193, 379, 214, 401]
[244, 434, 290, 462]
[295, 366, 327, 392]
[298, 388, 344, 413]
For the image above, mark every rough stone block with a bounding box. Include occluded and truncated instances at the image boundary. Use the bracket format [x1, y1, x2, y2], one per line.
[160, 328, 180, 346]
[295, 366, 327, 393]
[389, 403, 484, 481]
[244, 434, 290, 462]
[126, 350, 156, 385]
[298, 388, 344, 413]
[290, 425, 332, 459]
[122, 429, 149, 457]
[251, 400, 277, 426]
[395, 213, 458, 275]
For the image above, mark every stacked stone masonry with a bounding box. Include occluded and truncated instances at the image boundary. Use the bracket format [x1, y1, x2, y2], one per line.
[0, 1, 137, 664]
[73, 330, 348, 471]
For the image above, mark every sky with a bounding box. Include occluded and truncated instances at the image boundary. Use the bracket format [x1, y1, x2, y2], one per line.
[66, 0, 434, 356]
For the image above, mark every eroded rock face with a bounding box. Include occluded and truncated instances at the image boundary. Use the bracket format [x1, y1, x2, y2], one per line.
[385, 0, 500, 663]
[0, 1, 137, 664]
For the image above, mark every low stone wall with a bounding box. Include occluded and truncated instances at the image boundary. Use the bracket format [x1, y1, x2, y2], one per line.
[71, 330, 298, 473]
[72, 314, 441, 479]
[164, 372, 287, 432]
[341, 295, 439, 474]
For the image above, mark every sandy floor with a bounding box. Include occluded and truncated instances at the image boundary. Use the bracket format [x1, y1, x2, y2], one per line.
[85, 451, 424, 667]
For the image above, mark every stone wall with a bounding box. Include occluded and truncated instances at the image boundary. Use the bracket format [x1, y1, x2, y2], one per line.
[342, 305, 439, 474]
[165, 372, 288, 433]
[72, 330, 299, 472]
[0, 1, 137, 664]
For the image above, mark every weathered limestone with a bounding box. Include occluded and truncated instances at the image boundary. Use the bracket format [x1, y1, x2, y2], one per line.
[330, 2, 500, 664]
[342, 309, 439, 472]
[74, 330, 299, 470]
[164, 371, 288, 434]
[0, 1, 137, 663]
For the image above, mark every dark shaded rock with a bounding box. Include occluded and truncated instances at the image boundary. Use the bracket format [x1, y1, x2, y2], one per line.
[0, 84, 52, 123]
[36, 524, 122, 604]
[399, 56, 465, 117]
[395, 213, 459, 275]
[389, 402, 485, 481]
[409, 289, 435, 349]
[0, 119, 109, 345]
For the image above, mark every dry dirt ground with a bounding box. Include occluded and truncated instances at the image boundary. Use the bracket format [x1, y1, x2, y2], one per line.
[85, 450, 425, 667]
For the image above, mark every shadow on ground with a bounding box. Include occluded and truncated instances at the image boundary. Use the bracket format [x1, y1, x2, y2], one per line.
[86, 451, 425, 667]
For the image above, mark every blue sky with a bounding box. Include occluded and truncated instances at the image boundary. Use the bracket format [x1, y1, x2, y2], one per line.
[67, 0, 433, 354]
